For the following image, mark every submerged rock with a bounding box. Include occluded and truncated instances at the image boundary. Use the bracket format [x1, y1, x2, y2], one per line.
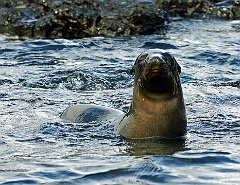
[213, 81, 240, 88]
[0, 0, 167, 39]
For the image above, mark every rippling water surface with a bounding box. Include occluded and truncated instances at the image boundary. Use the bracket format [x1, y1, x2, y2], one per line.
[0, 20, 239, 184]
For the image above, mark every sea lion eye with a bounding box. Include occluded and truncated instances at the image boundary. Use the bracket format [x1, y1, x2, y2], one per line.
[162, 53, 181, 74]
[131, 53, 148, 75]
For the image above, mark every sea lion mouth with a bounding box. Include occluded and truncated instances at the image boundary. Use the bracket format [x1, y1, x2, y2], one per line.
[141, 66, 179, 95]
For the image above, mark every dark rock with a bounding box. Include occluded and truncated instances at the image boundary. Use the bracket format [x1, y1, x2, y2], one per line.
[213, 81, 240, 88]
[154, 0, 240, 19]
[0, 0, 167, 39]
[1, 0, 239, 39]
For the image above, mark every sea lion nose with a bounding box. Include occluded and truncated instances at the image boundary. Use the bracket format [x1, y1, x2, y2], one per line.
[143, 61, 169, 81]
[144, 69, 169, 81]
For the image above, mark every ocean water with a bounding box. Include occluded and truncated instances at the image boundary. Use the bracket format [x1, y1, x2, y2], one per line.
[0, 19, 239, 184]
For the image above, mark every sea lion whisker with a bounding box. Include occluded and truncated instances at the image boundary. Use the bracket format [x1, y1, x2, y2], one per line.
[137, 78, 147, 92]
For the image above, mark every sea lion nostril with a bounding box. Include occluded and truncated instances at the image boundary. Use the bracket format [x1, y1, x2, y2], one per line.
[144, 69, 168, 81]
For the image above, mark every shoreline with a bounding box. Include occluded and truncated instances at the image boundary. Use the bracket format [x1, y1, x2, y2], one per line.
[0, 0, 239, 39]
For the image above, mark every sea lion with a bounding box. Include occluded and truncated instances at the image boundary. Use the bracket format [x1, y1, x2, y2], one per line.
[61, 49, 187, 139]
[114, 49, 187, 138]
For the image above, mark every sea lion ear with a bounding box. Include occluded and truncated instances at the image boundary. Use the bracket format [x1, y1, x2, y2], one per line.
[172, 56, 181, 74]
[130, 59, 137, 75]
[130, 66, 135, 74]
[177, 63, 181, 74]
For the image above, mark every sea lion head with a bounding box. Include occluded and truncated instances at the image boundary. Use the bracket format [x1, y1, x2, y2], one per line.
[131, 49, 181, 96]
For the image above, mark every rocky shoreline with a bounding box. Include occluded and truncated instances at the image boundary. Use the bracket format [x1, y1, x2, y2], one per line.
[0, 0, 239, 39]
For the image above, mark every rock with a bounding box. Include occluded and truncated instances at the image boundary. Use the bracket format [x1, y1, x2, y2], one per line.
[0, 0, 239, 39]
[154, 0, 240, 19]
[0, 0, 167, 39]
[213, 81, 240, 88]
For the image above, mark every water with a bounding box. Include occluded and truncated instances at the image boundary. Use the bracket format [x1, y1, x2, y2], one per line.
[0, 19, 239, 184]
